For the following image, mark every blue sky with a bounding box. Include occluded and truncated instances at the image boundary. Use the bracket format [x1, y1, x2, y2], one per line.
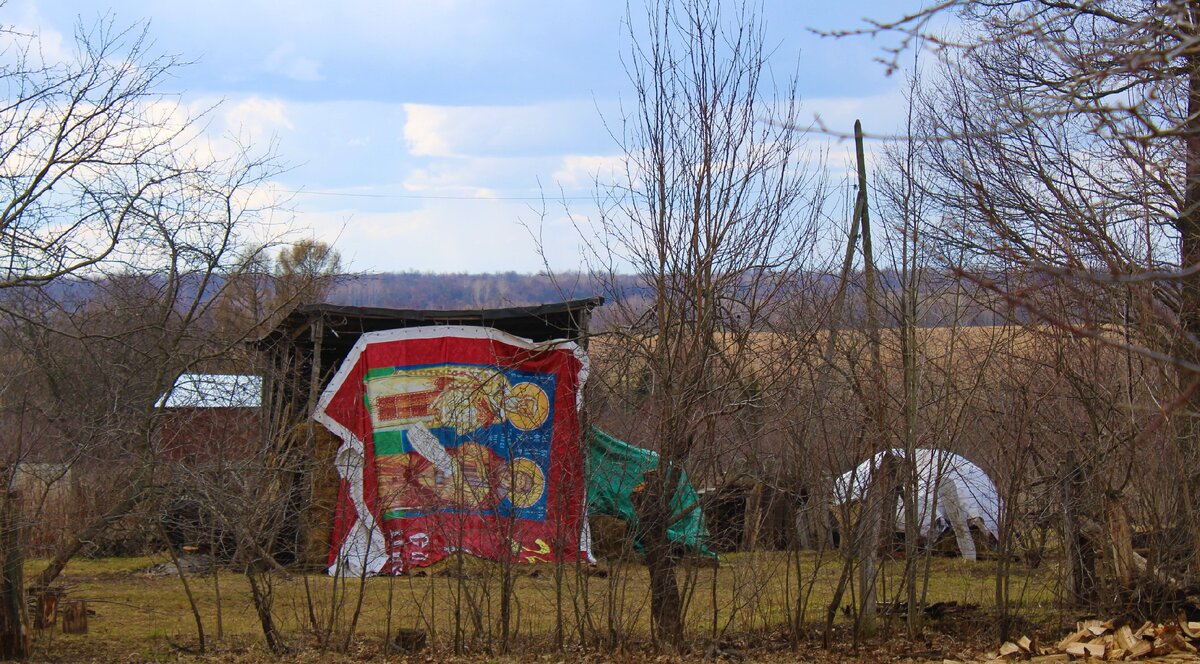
[11, 1, 925, 273]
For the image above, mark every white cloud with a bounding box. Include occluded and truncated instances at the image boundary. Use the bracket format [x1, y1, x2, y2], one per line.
[802, 90, 909, 141]
[402, 102, 607, 159]
[263, 41, 323, 82]
[0, 2, 71, 67]
[402, 105, 453, 158]
[552, 155, 626, 191]
[221, 97, 294, 140]
[11, 0, 923, 277]
[401, 155, 551, 195]
[295, 201, 569, 273]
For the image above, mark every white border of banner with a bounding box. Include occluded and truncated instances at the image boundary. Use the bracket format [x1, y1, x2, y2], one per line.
[313, 325, 592, 576]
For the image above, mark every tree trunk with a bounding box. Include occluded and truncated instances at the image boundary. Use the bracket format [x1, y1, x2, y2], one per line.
[1104, 493, 1138, 590]
[0, 490, 28, 659]
[1062, 451, 1096, 605]
[741, 484, 763, 552]
[646, 540, 684, 649]
[856, 453, 895, 639]
[1180, 1, 1200, 568]
[246, 569, 283, 654]
[638, 467, 684, 650]
[35, 480, 144, 590]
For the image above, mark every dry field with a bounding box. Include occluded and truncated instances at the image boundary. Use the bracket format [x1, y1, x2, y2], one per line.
[20, 551, 1064, 662]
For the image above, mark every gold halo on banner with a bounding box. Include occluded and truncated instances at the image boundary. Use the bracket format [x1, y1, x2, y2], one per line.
[501, 458, 546, 508]
[505, 382, 549, 431]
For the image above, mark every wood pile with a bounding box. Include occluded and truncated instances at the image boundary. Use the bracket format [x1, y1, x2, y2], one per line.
[978, 618, 1200, 661]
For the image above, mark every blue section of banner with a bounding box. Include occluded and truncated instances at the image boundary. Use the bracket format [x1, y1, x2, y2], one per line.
[380, 365, 556, 521]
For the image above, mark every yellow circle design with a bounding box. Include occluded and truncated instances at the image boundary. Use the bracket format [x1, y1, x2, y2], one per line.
[501, 458, 545, 508]
[505, 382, 549, 431]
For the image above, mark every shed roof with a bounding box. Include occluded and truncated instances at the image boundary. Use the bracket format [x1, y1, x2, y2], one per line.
[157, 373, 263, 409]
[254, 298, 604, 419]
[257, 298, 604, 356]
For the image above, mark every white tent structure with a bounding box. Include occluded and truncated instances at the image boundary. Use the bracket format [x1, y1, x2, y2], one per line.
[832, 448, 1001, 561]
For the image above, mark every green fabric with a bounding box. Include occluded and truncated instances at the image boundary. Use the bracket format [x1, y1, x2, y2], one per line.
[586, 426, 715, 557]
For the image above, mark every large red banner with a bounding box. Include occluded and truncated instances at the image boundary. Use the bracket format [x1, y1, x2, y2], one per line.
[315, 326, 591, 575]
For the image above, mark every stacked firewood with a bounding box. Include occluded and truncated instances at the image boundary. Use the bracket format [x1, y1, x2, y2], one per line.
[981, 618, 1200, 661]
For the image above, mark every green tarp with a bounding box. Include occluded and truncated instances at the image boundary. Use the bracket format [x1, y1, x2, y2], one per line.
[586, 426, 714, 556]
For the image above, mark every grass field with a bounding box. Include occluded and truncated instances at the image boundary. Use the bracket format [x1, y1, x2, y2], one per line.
[21, 551, 1063, 662]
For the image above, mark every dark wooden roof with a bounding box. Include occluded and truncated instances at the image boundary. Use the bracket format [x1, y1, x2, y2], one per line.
[257, 297, 604, 359]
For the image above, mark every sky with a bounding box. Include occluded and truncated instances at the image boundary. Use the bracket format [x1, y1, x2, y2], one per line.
[10, 1, 927, 274]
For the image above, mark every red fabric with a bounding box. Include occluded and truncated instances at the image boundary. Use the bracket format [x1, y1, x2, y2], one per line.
[321, 331, 587, 573]
[327, 479, 358, 569]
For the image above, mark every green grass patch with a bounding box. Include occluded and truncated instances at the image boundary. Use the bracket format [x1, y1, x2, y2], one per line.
[17, 551, 1059, 661]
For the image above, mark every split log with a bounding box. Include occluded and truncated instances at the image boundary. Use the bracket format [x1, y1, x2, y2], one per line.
[1114, 624, 1137, 651]
[998, 641, 1021, 657]
[1126, 638, 1153, 658]
[34, 592, 56, 629]
[1063, 641, 1105, 658]
[1057, 627, 1091, 650]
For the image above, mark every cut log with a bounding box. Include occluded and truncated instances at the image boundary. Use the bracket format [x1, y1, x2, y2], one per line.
[1057, 627, 1092, 650]
[999, 641, 1022, 657]
[1064, 641, 1105, 658]
[1126, 639, 1152, 659]
[1162, 630, 1196, 653]
[1114, 625, 1137, 651]
[1180, 622, 1200, 641]
[1087, 621, 1110, 636]
[61, 600, 86, 635]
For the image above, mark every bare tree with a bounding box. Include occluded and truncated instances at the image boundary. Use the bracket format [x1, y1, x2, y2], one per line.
[576, 0, 827, 648]
[839, 0, 1200, 608]
[0, 16, 198, 288]
[0, 15, 296, 656]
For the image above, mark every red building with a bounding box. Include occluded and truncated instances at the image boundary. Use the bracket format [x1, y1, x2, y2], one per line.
[156, 373, 262, 462]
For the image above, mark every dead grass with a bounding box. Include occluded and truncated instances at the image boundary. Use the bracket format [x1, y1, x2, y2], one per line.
[19, 551, 1060, 662]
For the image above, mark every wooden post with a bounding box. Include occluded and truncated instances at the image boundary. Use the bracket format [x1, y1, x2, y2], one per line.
[854, 118, 888, 640]
[62, 600, 87, 635]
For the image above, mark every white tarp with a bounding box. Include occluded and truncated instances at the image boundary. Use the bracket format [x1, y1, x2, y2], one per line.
[832, 448, 1000, 560]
